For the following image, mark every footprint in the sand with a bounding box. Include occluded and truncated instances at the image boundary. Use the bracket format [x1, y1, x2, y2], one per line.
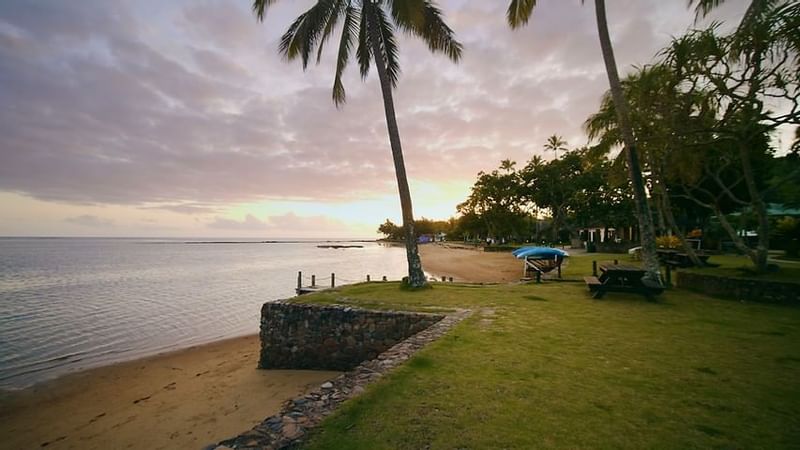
[89, 412, 106, 423]
[133, 395, 151, 404]
[163, 382, 177, 391]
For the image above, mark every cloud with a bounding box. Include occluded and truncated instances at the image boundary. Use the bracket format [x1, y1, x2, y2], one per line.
[64, 215, 115, 228]
[0, 0, 751, 215]
[207, 214, 267, 230]
[207, 212, 353, 234]
[140, 202, 221, 215]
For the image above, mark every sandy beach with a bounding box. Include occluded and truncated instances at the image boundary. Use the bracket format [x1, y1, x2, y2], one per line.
[0, 335, 338, 450]
[0, 244, 517, 449]
[419, 243, 524, 283]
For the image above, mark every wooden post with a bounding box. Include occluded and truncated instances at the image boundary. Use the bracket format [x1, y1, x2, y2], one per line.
[614, 259, 619, 265]
[311, 274, 316, 287]
[557, 258, 562, 279]
[665, 265, 672, 287]
[382, 275, 387, 282]
[297, 271, 302, 291]
[536, 271, 542, 284]
[366, 274, 371, 282]
[331, 273, 335, 288]
[592, 261, 598, 277]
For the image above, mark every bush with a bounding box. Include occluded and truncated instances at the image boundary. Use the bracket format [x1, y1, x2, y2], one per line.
[656, 235, 681, 249]
[776, 217, 800, 258]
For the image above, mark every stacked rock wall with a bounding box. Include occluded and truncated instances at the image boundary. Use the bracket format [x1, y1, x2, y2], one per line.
[259, 302, 444, 371]
[677, 271, 799, 305]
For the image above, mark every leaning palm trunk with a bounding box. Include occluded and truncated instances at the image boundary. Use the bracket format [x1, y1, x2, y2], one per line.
[654, 175, 705, 267]
[594, 0, 661, 283]
[367, 8, 426, 287]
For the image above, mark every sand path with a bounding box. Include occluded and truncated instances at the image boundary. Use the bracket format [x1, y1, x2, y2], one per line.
[419, 243, 523, 283]
[0, 335, 338, 450]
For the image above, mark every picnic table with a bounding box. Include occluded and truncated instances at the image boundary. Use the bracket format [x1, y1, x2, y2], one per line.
[584, 263, 665, 300]
[656, 249, 712, 268]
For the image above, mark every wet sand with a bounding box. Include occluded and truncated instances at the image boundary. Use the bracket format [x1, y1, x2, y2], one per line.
[419, 243, 524, 283]
[0, 335, 338, 450]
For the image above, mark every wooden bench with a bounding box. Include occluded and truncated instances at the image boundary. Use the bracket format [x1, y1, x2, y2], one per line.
[583, 277, 603, 298]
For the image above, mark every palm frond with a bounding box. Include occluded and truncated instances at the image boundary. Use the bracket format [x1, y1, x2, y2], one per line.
[391, 0, 462, 61]
[252, 0, 280, 22]
[507, 0, 537, 29]
[372, 3, 401, 86]
[390, 0, 427, 29]
[278, 0, 340, 69]
[356, 3, 371, 80]
[688, 0, 726, 20]
[316, 0, 348, 64]
[333, 5, 360, 106]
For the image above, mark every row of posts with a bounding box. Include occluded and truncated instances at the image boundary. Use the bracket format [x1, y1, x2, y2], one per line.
[296, 271, 454, 290]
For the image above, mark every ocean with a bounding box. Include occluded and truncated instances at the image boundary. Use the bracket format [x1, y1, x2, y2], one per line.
[0, 237, 408, 390]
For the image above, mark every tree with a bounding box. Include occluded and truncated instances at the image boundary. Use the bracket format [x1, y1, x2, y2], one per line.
[377, 219, 403, 240]
[253, 0, 462, 287]
[520, 151, 581, 243]
[457, 160, 529, 241]
[584, 64, 710, 266]
[507, 0, 662, 282]
[661, 2, 799, 270]
[544, 134, 568, 159]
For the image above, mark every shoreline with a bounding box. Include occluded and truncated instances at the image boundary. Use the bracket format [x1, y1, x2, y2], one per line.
[0, 244, 520, 449]
[0, 334, 339, 450]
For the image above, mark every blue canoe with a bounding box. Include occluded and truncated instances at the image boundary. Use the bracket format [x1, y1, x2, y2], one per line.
[512, 246, 569, 259]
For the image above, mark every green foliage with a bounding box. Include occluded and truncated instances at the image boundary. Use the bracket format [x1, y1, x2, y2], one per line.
[776, 216, 800, 237]
[506, 0, 537, 29]
[656, 235, 682, 249]
[378, 218, 455, 240]
[377, 219, 403, 240]
[456, 159, 528, 240]
[453, 144, 637, 243]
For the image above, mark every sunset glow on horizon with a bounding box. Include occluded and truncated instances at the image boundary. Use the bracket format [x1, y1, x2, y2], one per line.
[0, 0, 765, 238]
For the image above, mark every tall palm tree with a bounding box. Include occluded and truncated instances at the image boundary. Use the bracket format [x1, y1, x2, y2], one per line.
[544, 134, 568, 159]
[508, 0, 661, 282]
[252, 0, 462, 287]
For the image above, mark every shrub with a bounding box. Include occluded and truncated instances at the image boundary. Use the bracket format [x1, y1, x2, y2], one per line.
[656, 235, 682, 249]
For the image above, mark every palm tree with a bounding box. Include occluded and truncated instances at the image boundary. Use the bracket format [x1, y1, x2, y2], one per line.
[252, 0, 462, 287]
[543, 134, 568, 159]
[508, 0, 661, 282]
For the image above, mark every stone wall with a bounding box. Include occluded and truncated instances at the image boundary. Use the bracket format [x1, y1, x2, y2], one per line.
[677, 271, 799, 305]
[259, 302, 445, 371]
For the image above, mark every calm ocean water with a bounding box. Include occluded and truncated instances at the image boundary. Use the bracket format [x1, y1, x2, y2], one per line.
[0, 237, 408, 390]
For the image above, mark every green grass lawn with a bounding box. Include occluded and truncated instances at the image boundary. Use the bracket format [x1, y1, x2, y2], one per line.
[293, 254, 800, 449]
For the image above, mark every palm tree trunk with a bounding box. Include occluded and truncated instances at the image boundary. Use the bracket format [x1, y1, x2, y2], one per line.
[594, 0, 661, 283]
[367, 7, 426, 287]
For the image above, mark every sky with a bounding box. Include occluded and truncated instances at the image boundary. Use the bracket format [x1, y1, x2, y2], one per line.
[0, 0, 768, 238]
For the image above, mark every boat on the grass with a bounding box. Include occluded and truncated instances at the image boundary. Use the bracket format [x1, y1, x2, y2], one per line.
[512, 246, 569, 276]
[512, 246, 569, 259]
